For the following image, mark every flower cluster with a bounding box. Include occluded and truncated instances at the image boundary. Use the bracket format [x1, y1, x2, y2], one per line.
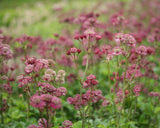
[30, 94, 62, 110]
[82, 74, 99, 88]
[59, 120, 73, 128]
[0, 43, 13, 60]
[25, 57, 48, 74]
[28, 118, 48, 128]
[38, 82, 67, 97]
[148, 92, 160, 99]
[66, 47, 81, 55]
[67, 89, 103, 110]
[133, 85, 142, 96]
[114, 33, 136, 47]
[16, 75, 32, 88]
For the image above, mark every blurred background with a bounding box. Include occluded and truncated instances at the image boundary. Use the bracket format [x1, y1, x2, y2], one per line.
[0, 0, 130, 38]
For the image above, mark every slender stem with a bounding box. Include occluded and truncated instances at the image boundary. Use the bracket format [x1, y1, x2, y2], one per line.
[27, 94, 30, 122]
[82, 107, 86, 128]
[52, 111, 55, 127]
[0, 93, 4, 124]
[82, 53, 89, 82]
[107, 62, 111, 95]
[46, 105, 49, 128]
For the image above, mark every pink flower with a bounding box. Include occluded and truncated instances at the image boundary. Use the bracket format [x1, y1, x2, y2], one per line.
[106, 54, 113, 61]
[147, 35, 155, 43]
[102, 100, 110, 107]
[67, 97, 75, 104]
[34, 59, 48, 72]
[112, 47, 123, 55]
[40, 94, 62, 109]
[30, 95, 46, 109]
[41, 94, 53, 103]
[87, 74, 96, 80]
[136, 45, 147, 56]
[110, 13, 126, 26]
[62, 120, 73, 127]
[25, 57, 36, 65]
[40, 82, 56, 94]
[95, 34, 102, 40]
[3, 84, 12, 94]
[70, 47, 77, 53]
[25, 64, 34, 74]
[82, 81, 89, 88]
[82, 75, 98, 88]
[133, 85, 141, 96]
[67, 47, 81, 55]
[114, 33, 125, 45]
[50, 96, 62, 109]
[124, 34, 136, 47]
[17, 75, 32, 88]
[84, 28, 96, 36]
[0, 43, 13, 59]
[147, 47, 155, 55]
[56, 87, 67, 97]
[42, 74, 52, 81]
[38, 118, 47, 128]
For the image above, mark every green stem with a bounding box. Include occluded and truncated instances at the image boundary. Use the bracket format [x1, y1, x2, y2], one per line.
[82, 107, 86, 128]
[107, 62, 111, 95]
[82, 54, 89, 82]
[46, 105, 49, 128]
[27, 95, 30, 122]
[0, 93, 4, 124]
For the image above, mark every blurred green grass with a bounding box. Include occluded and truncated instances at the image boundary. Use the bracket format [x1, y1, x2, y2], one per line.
[0, 0, 129, 38]
[0, 0, 99, 38]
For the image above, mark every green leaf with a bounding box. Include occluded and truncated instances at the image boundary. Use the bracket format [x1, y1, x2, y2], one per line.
[73, 121, 82, 128]
[155, 107, 160, 113]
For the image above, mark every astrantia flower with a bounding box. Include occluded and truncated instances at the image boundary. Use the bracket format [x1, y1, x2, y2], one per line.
[25, 57, 36, 65]
[87, 74, 96, 80]
[124, 34, 136, 47]
[95, 34, 102, 40]
[106, 54, 113, 61]
[30, 95, 46, 108]
[146, 47, 155, 55]
[112, 47, 123, 55]
[48, 59, 55, 68]
[56, 87, 67, 96]
[3, 84, 12, 94]
[42, 74, 52, 81]
[147, 35, 155, 43]
[67, 97, 75, 104]
[84, 28, 96, 36]
[38, 118, 48, 128]
[114, 33, 125, 45]
[25, 64, 34, 74]
[41, 94, 53, 103]
[0, 43, 13, 59]
[133, 85, 141, 96]
[17, 75, 32, 88]
[102, 45, 112, 54]
[83, 74, 98, 88]
[102, 99, 110, 107]
[45, 69, 56, 76]
[34, 59, 48, 72]
[50, 96, 62, 109]
[70, 47, 78, 53]
[62, 120, 73, 127]
[40, 82, 56, 94]
[136, 45, 147, 56]
[58, 70, 66, 77]
[67, 47, 81, 55]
